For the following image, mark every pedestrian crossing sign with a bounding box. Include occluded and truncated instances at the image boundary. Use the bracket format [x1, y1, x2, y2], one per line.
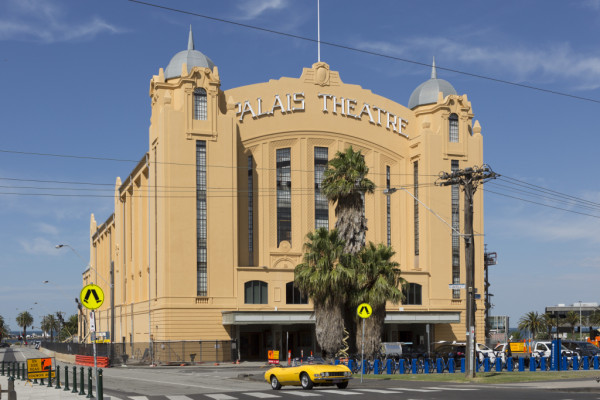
[80, 284, 104, 310]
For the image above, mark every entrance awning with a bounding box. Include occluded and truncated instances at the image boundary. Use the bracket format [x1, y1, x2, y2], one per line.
[222, 311, 460, 325]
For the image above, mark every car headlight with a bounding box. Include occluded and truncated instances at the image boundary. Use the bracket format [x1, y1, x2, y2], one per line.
[344, 371, 351, 376]
[319, 372, 329, 377]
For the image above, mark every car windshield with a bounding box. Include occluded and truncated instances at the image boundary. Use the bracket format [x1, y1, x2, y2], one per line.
[478, 344, 491, 351]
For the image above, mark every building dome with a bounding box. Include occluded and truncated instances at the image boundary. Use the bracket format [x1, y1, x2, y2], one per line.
[408, 58, 457, 109]
[164, 26, 215, 80]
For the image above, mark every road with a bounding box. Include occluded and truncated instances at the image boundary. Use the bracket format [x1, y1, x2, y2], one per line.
[3, 347, 600, 399]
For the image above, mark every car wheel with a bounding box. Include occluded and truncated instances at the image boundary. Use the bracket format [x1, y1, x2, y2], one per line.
[300, 372, 313, 390]
[270, 375, 282, 390]
[336, 381, 349, 389]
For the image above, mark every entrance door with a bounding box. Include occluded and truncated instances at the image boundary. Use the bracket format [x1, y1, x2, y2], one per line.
[240, 332, 263, 360]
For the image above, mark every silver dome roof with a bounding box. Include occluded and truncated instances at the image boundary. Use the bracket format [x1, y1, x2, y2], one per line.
[164, 26, 215, 80]
[408, 59, 457, 109]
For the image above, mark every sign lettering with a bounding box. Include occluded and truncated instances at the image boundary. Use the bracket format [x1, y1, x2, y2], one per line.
[235, 92, 409, 138]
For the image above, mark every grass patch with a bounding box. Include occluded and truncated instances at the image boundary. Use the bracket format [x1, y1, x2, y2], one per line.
[360, 370, 600, 384]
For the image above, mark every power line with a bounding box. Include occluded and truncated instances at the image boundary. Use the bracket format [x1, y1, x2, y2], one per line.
[125, 0, 600, 104]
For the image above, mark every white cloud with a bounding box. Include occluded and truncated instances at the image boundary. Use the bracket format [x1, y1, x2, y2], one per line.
[357, 37, 600, 90]
[236, 0, 289, 20]
[37, 223, 59, 236]
[19, 237, 59, 255]
[0, 0, 123, 43]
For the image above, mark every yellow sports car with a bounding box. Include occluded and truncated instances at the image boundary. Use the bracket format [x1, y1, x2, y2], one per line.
[264, 356, 352, 390]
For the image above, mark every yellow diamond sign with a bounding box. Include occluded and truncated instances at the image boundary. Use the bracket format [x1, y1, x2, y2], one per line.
[80, 284, 104, 310]
[357, 303, 372, 319]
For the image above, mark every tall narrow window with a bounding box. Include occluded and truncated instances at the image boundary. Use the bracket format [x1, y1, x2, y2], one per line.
[413, 161, 419, 256]
[386, 165, 391, 247]
[403, 283, 422, 305]
[194, 88, 207, 120]
[314, 147, 329, 230]
[451, 160, 460, 299]
[449, 113, 459, 142]
[286, 282, 308, 304]
[276, 148, 291, 246]
[245, 280, 268, 304]
[196, 141, 207, 296]
[248, 156, 254, 257]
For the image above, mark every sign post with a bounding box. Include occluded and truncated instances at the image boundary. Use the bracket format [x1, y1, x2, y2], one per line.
[80, 284, 104, 400]
[357, 303, 372, 384]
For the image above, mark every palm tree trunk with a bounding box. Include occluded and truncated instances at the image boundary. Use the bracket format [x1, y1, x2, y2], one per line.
[315, 299, 345, 359]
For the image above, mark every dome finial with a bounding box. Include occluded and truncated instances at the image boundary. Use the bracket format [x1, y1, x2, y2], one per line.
[431, 56, 437, 79]
[188, 25, 194, 51]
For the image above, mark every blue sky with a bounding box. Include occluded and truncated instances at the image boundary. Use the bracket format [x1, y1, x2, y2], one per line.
[1, 0, 599, 334]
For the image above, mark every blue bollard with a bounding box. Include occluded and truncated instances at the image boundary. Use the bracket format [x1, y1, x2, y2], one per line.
[411, 358, 418, 374]
[386, 359, 393, 374]
[436, 358, 443, 374]
[448, 358, 455, 373]
[423, 359, 430, 374]
[518, 357, 525, 371]
[348, 359, 355, 372]
[583, 356, 590, 370]
[595, 356, 599, 370]
[460, 358, 465, 373]
[573, 356, 580, 370]
[484, 358, 490, 372]
[334, 359, 340, 365]
[530, 358, 536, 371]
[362, 359, 369, 375]
[373, 359, 381, 374]
[398, 359, 405, 374]
[561, 356, 568, 370]
[495, 358, 502, 372]
[507, 357, 514, 371]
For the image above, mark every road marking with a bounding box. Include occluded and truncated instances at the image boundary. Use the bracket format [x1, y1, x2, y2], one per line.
[425, 386, 479, 391]
[128, 397, 150, 400]
[205, 394, 238, 400]
[284, 392, 322, 397]
[167, 396, 195, 400]
[387, 387, 440, 392]
[355, 388, 399, 394]
[322, 390, 360, 395]
[244, 393, 282, 398]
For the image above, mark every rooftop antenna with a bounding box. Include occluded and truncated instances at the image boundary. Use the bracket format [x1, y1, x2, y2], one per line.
[317, 0, 321, 62]
[431, 56, 437, 79]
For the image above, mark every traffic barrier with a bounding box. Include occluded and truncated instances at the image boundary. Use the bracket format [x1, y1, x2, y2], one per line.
[75, 355, 109, 368]
[86, 367, 93, 399]
[55, 365, 61, 389]
[448, 358, 455, 373]
[79, 366, 85, 396]
[386, 359, 393, 374]
[98, 368, 104, 400]
[71, 366, 78, 394]
[583, 356, 590, 370]
[64, 365, 70, 391]
[0, 376, 17, 400]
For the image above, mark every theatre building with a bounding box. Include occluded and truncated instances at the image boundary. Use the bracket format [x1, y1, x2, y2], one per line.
[85, 29, 485, 361]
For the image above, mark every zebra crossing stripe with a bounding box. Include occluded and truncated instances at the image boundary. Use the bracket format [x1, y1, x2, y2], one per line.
[355, 388, 400, 394]
[205, 394, 238, 400]
[387, 387, 440, 392]
[321, 390, 361, 395]
[285, 391, 322, 397]
[425, 386, 478, 391]
[243, 392, 282, 398]
[128, 397, 151, 400]
[166, 395, 195, 400]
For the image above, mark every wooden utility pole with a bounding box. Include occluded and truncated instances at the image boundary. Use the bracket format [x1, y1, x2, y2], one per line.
[436, 165, 497, 378]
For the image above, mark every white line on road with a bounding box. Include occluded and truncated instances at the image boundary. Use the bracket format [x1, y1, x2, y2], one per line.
[243, 392, 282, 398]
[387, 387, 440, 392]
[355, 388, 400, 394]
[166, 395, 195, 400]
[425, 386, 479, 391]
[128, 397, 150, 400]
[320, 390, 361, 395]
[284, 391, 322, 397]
[205, 394, 238, 400]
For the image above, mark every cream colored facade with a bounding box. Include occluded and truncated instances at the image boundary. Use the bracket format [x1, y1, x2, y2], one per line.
[85, 33, 485, 360]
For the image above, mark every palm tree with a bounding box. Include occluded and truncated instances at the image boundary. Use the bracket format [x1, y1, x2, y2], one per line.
[41, 314, 59, 342]
[16, 311, 33, 341]
[62, 314, 78, 341]
[564, 311, 580, 336]
[518, 311, 545, 339]
[321, 146, 375, 255]
[0, 315, 9, 343]
[295, 228, 354, 358]
[352, 242, 405, 357]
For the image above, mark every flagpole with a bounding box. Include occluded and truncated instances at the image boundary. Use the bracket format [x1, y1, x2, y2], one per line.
[317, 0, 320, 62]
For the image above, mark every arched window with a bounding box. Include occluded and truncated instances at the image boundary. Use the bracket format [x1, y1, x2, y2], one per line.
[244, 280, 268, 304]
[449, 113, 459, 142]
[193, 88, 207, 120]
[286, 282, 308, 304]
[403, 283, 422, 305]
